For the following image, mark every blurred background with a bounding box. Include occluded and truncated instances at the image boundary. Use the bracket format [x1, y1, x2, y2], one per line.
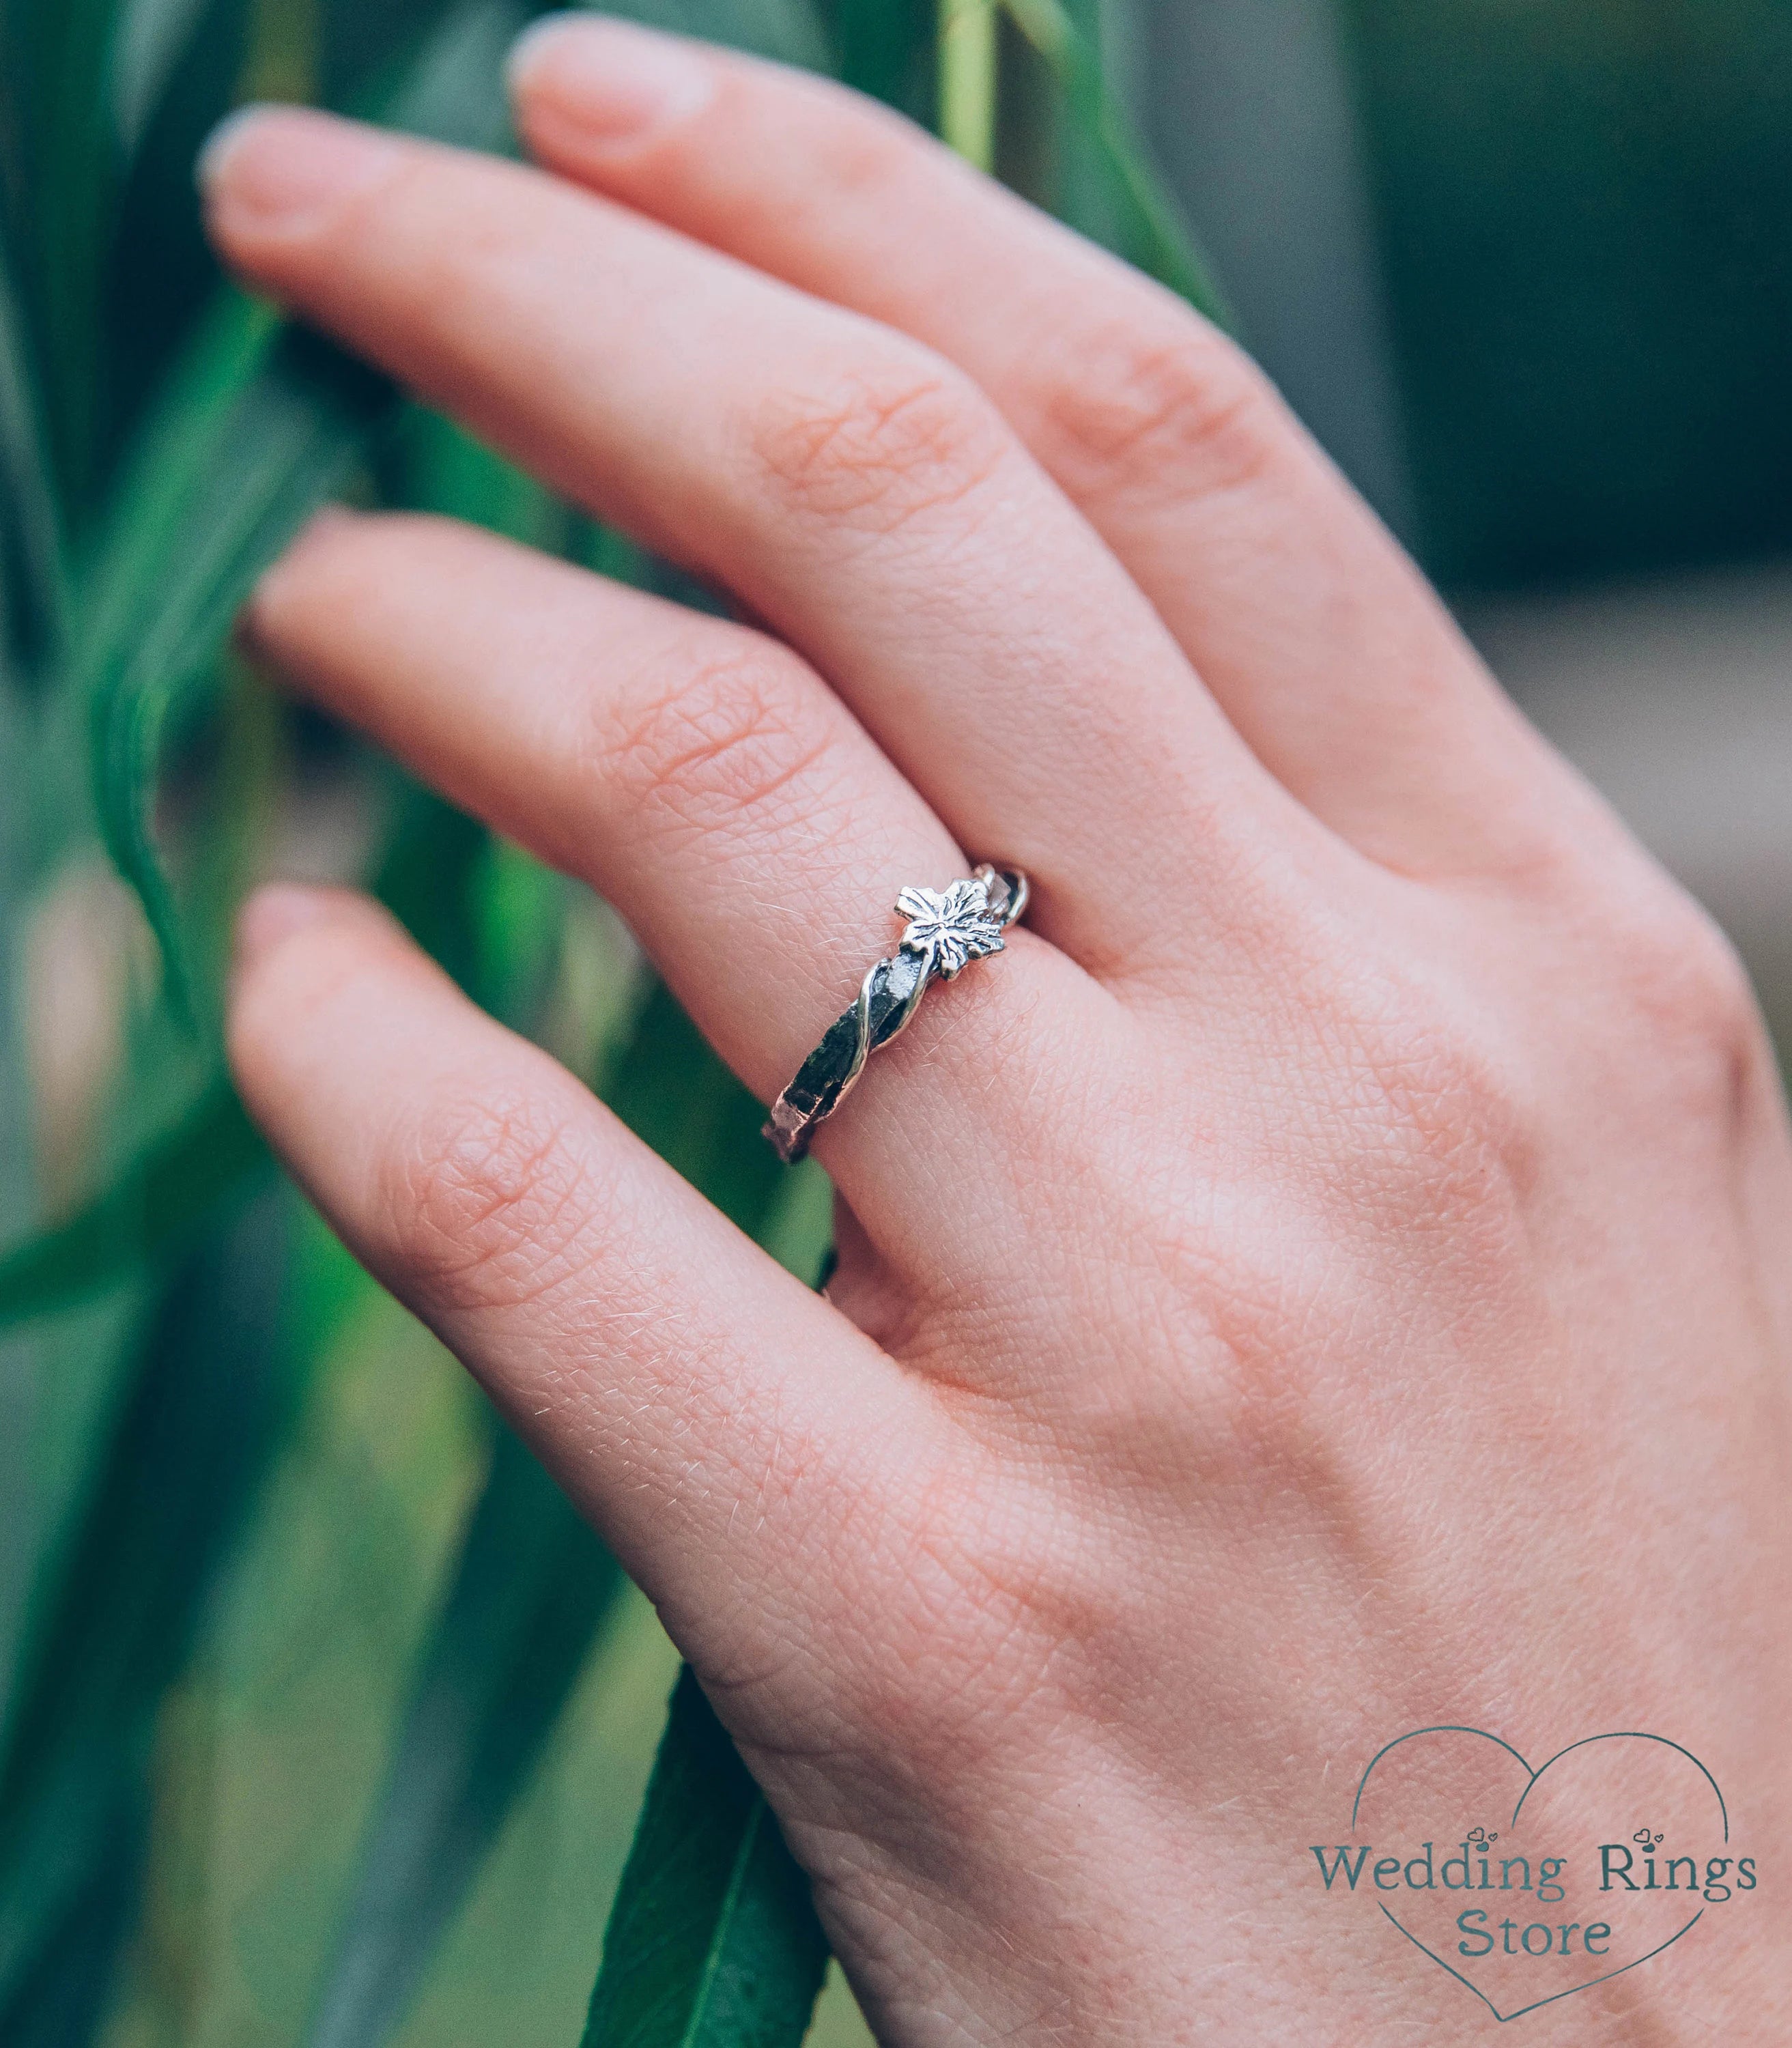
[0, 2, 1787, 2045]
[1154, 0, 1792, 1046]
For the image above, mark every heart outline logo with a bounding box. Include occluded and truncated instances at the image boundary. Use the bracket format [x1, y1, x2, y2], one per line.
[1350, 1726, 1729, 2023]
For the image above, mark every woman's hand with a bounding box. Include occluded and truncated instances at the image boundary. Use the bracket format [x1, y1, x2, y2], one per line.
[201, 23, 1792, 2042]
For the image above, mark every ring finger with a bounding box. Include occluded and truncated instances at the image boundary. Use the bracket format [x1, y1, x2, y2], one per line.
[245, 509, 1121, 1263]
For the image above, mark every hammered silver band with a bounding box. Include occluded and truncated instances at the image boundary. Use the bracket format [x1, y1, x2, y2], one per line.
[763, 864, 1029, 1164]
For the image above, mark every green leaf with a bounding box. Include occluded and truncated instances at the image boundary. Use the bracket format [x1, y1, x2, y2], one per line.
[0, 1187, 304, 2021]
[599, 0, 831, 72]
[0, 668, 48, 1758]
[830, 0, 933, 115]
[113, 0, 222, 153]
[395, 408, 566, 551]
[372, 774, 498, 1004]
[999, 0, 1233, 328]
[104, 0, 257, 473]
[580, 1666, 828, 2048]
[0, 679, 37, 1274]
[373, 0, 535, 146]
[76, 0, 539, 1022]
[0, 227, 68, 691]
[321, 0, 477, 124]
[83, 304, 393, 1022]
[0, 690, 570, 1342]
[605, 982, 787, 1232]
[0, 1085, 270, 1331]
[0, 1791, 148, 2048]
[305, 1425, 626, 2048]
[0, 0, 126, 515]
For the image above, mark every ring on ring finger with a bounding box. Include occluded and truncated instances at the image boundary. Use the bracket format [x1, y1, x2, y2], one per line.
[764, 864, 1029, 1163]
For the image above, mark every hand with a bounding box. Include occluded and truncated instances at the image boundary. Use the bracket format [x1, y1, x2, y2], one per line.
[201, 23, 1792, 2042]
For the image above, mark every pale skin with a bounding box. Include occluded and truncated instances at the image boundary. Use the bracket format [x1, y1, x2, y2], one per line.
[199, 20, 1792, 2041]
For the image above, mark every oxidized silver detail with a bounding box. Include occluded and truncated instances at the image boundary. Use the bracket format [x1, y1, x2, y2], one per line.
[763, 864, 1028, 1163]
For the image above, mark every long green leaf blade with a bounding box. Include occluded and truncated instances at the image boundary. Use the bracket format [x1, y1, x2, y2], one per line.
[105, 0, 261, 478]
[307, 1427, 625, 2048]
[581, 1667, 828, 2048]
[1001, 0, 1232, 326]
[0, 227, 68, 688]
[113, 0, 227, 152]
[86, 315, 393, 1015]
[829, 0, 933, 116]
[0, 664, 46, 1752]
[0, 1793, 147, 2048]
[0, 0, 124, 515]
[0, 1189, 302, 2019]
[76, 0, 537, 1017]
[601, 0, 831, 70]
[0, 1085, 269, 1330]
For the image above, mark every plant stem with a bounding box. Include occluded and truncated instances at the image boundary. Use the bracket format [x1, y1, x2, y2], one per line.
[938, 0, 998, 169]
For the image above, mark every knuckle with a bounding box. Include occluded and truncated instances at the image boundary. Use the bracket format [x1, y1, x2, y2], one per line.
[1033, 312, 1287, 509]
[1361, 1029, 1550, 1266]
[380, 1083, 596, 1316]
[1601, 888, 1765, 1117]
[1384, 1025, 1542, 1201]
[1618, 893, 1757, 1044]
[805, 85, 924, 199]
[836, 1466, 1090, 1759]
[741, 349, 1008, 534]
[1300, 976, 1550, 1288]
[603, 643, 835, 842]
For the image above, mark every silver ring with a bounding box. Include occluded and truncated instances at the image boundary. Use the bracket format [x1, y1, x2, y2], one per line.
[763, 864, 1029, 1163]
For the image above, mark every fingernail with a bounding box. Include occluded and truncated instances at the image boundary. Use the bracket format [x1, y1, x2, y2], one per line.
[236, 883, 335, 968]
[199, 104, 401, 234]
[507, 16, 715, 145]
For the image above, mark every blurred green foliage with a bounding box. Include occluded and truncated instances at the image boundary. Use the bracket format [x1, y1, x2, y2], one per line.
[1351, 0, 1792, 588]
[0, 0, 1210, 2040]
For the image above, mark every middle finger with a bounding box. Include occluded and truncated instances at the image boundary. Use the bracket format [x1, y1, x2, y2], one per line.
[200, 107, 1315, 978]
